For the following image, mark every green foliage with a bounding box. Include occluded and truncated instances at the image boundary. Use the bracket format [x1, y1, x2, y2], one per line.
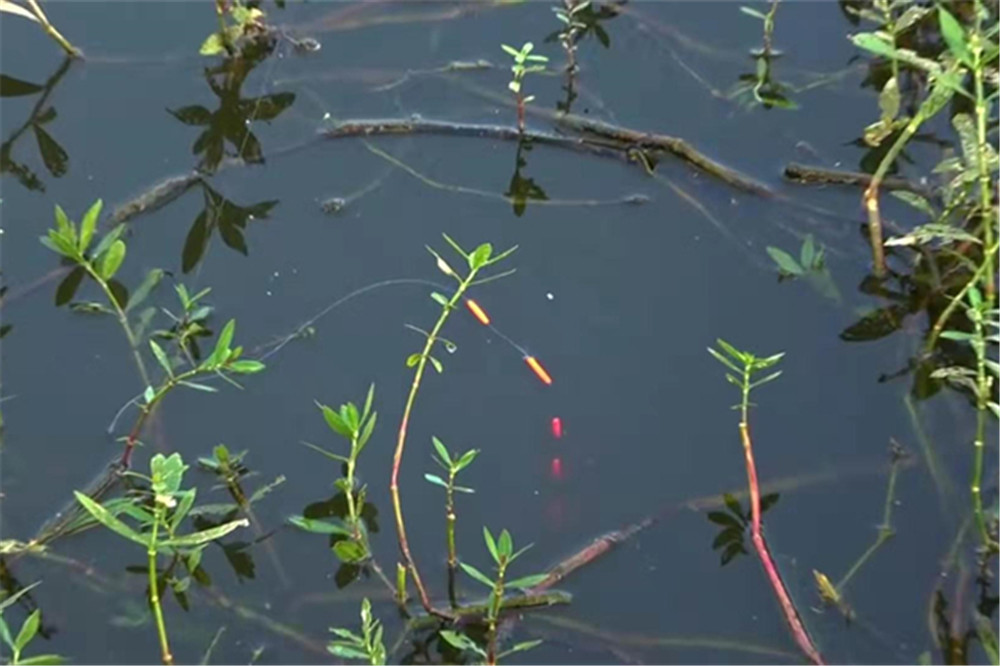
[290, 385, 378, 564]
[327, 599, 386, 665]
[200, 1, 270, 56]
[707, 339, 784, 417]
[501, 42, 548, 99]
[0, 583, 65, 665]
[74, 453, 248, 664]
[766, 235, 841, 303]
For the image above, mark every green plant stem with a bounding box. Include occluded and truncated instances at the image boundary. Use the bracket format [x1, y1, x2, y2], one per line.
[486, 563, 507, 666]
[445, 474, 457, 568]
[148, 509, 174, 665]
[836, 452, 901, 590]
[970, 4, 995, 302]
[390, 273, 480, 620]
[82, 264, 152, 389]
[24, 0, 81, 57]
[346, 436, 362, 539]
[924, 243, 1000, 355]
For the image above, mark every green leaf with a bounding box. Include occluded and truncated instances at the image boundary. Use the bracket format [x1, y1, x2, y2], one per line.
[483, 526, 499, 563]
[429, 356, 443, 373]
[885, 223, 980, 247]
[160, 518, 248, 548]
[90, 225, 125, 261]
[18, 654, 66, 665]
[143, 385, 156, 404]
[288, 515, 352, 535]
[206, 319, 235, 367]
[939, 330, 975, 342]
[497, 529, 513, 557]
[750, 371, 782, 388]
[151, 452, 188, 495]
[938, 6, 971, 65]
[125, 268, 165, 313]
[470, 243, 493, 269]
[952, 113, 978, 166]
[333, 539, 368, 563]
[0, 582, 41, 614]
[357, 411, 377, 451]
[341, 402, 360, 433]
[319, 404, 352, 438]
[439, 630, 484, 655]
[53, 204, 73, 240]
[501, 44, 521, 57]
[707, 511, 742, 528]
[455, 449, 479, 471]
[766, 247, 804, 275]
[739, 6, 767, 20]
[459, 562, 495, 588]
[14, 609, 40, 652]
[170, 489, 197, 531]
[431, 436, 452, 465]
[98, 240, 126, 281]
[327, 644, 368, 660]
[149, 340, 173, 377]
[799, 235, 816, 269]
[406, 353, 421, 368]
[707, 347, 742, 374]
[877, 76, 899, 124]
[430, 291, 450, 307]
[362, 383, 375, 422]
[74, 492, 149, 548]
[888, 191, 935, 218]
[498, 640, 543, 659]
[424, 473, 448, 489]
[179, 380, 218, 393]
[79, 199, 103, 254]
[199, 32, 226, 56]
[505, 574, 548, 590]
[41, 230, 78, 260]
[227, 360, 265, 374]
[0, 616, 12, 653]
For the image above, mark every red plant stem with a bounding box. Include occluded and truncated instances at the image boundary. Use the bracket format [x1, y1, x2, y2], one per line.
[739, 422, 825, 665]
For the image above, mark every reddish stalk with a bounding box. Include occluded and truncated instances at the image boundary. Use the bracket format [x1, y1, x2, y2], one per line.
[739, 421, 824, 665]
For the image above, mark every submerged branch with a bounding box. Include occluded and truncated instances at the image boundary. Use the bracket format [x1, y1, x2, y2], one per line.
[319, 116, 773, 196]
[784, 162, 930, 196]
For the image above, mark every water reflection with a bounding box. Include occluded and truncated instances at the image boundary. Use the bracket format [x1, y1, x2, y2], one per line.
[0, 57, 73, 192]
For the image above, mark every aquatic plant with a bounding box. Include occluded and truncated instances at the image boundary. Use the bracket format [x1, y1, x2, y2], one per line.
[737, 1, 797, 110]
[74, 453, 249, 665]
[327, 598, 386, 665]
[391, 234, 517, 617]
[707, 339, 823, 664]
[200, 0, 271, 56]
[424, 437, 478, 571]
[290, 385, 379, 566]
[766, 234, 841, 303]
[501, 42, 549, 132]
[0, 582, 64, 665]
[447, 528, 546, 664]
[0, 0, 79, 57]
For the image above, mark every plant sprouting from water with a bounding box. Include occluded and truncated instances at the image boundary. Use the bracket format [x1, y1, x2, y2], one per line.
[766, 234, 841, 304]
[424, 437, 479, 571]
[449, 528, 547, 664]
[501, 42, 549, 132]
[0, 0, 80, 57]
[201, 0, 272, 56]
[290, 385, 379, 565]
[391, 234, 517, 617]
[74, 453, 249, 665]
[327, 598, 386, 665]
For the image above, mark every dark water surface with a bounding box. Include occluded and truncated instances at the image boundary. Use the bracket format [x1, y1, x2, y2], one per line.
[1, 2, 995, 664]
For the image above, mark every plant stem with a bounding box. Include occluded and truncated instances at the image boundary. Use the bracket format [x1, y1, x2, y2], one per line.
[735, 363, 823, 664]
[924, 243, 1000, 355]
[486, 563, 507, 665]
[148, 510, 174, 665]
[445, 474, 457, 568]
[970, 2, 995, 302]
[82, 264, 152, 389]
[24, 0, 81, 58]
[390, 272, 480, 619]
[837, 447, 902, 590]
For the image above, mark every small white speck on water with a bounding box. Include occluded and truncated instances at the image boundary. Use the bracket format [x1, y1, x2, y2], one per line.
[323, 112, 331, 120]
[546, 292, 554, 300]
[266, 290, 272, 296]
[273, 271, 279, 278]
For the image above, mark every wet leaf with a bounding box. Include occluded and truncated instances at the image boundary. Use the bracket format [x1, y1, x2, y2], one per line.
[250, 92, 296, 121]
[125, 268, 165, 313]
[288, 515, 351, 535]
[98, 240, 126, 280]
[877, 76, 899, 125]
[332, 539, 367, 563]
[182, 210, 210, 273]
[54, 266, 86, 306]
[107, 279, 129, 310]
[766, 247, 804, 276]
[707, 511, 742, 528]
[73, 492, 149, 548]
[712, 526, 744, 550]
[159, 518, 248, 548]
[840, 305, 907, 342]
[720, 541, 745, 566]
[459, 562, 494, 588]
[32, 124, 67, 177]
[0, 1, 39, 23]
[888, 191, 935, 218]
[14, 610, 40, 652]
[885, 223, 979, 247]
[169, 105, 213, 126]
[0, 74, 42, 97]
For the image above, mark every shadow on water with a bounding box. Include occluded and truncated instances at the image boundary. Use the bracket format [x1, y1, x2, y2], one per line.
[1, 1, 996, 664]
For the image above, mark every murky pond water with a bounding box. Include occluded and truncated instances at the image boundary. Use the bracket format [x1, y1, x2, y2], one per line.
[2, 2, 996, 664]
